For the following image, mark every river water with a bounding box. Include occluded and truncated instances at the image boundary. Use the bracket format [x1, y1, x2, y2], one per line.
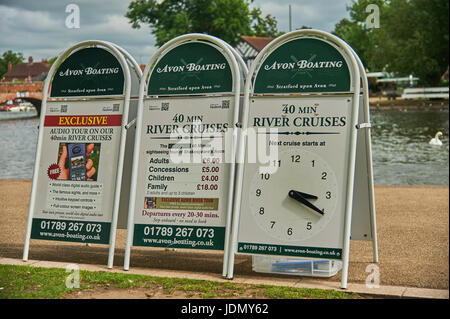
[0, 109, 448, 185]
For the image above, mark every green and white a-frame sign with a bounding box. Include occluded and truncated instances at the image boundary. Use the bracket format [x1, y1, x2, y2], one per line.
[124, 34, 246, 277]
[23, 40, 141, 268]
[227, 29, 378, 288]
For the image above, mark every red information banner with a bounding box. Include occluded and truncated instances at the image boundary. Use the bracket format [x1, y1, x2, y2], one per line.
[44, 114, 122, 127]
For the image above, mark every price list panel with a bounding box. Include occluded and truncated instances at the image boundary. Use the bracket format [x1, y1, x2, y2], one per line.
[131, 96, 234, 250]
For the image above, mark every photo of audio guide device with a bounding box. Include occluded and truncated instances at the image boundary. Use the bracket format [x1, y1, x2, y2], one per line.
[67, 143, 86, 181]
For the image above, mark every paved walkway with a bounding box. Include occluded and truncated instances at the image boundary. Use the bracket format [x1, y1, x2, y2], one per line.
[0, 180, 448, 298]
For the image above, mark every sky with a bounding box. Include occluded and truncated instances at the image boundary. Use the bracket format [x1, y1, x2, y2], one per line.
[0, 0, 352, 65]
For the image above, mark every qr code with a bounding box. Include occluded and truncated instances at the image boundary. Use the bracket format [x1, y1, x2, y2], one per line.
[113, 103, 120, 112]
[221, 100, 230, 109]
[161, 102, 169, 111]
[60, 104, 67, 113]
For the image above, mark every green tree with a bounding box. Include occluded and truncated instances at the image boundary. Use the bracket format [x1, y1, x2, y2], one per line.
[47, 56, 58, 65]
[0, 51, 24, 78]
[333, 0, 449, 86]
[250, 7, 283, 38]
[126, 0, 282, 47]
[382, 0, 449, 85]
[332, 0, 387, 72]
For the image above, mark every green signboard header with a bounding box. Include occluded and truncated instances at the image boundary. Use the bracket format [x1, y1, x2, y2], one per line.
[148, 42, 233, 95]
[51, 47, 124, 97]
[254, 38, 351, 94]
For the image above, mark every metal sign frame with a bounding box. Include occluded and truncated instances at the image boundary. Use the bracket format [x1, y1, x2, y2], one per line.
[106, 43, 144, 234]
[347, 45, 378, 263]
[123, 34, 243, 277]
[227, 29, 367, 289]
[104, 41, 143, 268]
[23, 40, 132, 269]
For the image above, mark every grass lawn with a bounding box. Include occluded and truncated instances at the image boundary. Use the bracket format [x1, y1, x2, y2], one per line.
[0, 264, 362, 299]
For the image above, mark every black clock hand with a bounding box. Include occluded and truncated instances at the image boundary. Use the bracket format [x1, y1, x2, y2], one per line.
[290, 190, 318, 200]
[288, 190, 324, 216]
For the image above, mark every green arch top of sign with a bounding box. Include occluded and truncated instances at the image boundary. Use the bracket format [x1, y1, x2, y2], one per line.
[148, 42, 233, 95]
[254, 37, 351, 94]
[50, 47, 124, 97]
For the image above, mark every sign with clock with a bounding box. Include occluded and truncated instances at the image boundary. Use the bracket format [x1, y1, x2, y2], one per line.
[237, 96, 354, 259]
[124, 34, 244, 277]
[228, 30, 377, 288]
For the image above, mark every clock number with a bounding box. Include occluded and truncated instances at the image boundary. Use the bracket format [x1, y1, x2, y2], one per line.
[270, 221, 276, 229]
[258, 207, 264, 215]
[291, 155, 301, 163]
[260, 173, 270, 180]
[272, 159, 281, 167]
[321, 172, 327, 180]
[287, 228, 293, 236]
[326, 191, 331, 199]
[256, 189, 261, 197]
[306, 222, 312, 230]
[311, 160, 315, 167]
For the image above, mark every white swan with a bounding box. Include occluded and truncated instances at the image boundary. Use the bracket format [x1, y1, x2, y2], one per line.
[429, 131, 443, 146]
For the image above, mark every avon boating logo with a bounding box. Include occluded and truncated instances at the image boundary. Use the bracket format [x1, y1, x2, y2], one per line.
[254, 38, 351, 93]
[264, 59, 344, 71]
[51, 47, 124, 97]
[156, 61, 227, 73]
[148, 42, 232, 95]
[58, 67, 120, 77]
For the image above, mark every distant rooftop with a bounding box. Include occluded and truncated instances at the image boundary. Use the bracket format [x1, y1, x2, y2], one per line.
[367, 71, 419, 83]
[234, 36, 275, 68]
[3, 56, 50, 81]
[239, 36, 274, 52]
[377, 76, 419, 83]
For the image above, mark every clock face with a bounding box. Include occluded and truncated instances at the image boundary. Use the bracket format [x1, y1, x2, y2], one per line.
[249, 149, 338, 242]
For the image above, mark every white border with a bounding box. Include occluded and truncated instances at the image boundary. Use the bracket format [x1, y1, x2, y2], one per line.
[227, 29, 361, 289]
[23, 40, 132, 269]
[123, 34, 243, 279]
